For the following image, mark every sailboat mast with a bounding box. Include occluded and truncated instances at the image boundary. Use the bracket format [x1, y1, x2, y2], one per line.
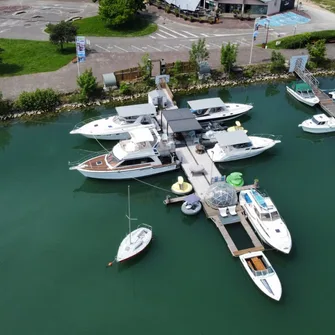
[128, 185, 132, 244]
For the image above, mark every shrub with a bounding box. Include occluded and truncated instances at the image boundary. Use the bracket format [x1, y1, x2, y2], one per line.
[174, 8, 179, 17]
[243, 67, 255, 78]
[15, 89, 60, 112]
[165, 5, 171, 13]
[77, 68, 98, 101]
[119, 82, 132, 95]
[184, 16, 188, 21]
[190, 16, 194, 22]
[270, 50, 286, 73]
[307, 39, 327, 64]
[0, 92, 13, 116]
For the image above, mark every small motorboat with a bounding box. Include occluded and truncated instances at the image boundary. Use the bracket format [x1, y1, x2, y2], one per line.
[240, 251, 282, 301]
[286, 81, 319, 107]
[298, 113, 335, 133]
[181, 194, 202, 216]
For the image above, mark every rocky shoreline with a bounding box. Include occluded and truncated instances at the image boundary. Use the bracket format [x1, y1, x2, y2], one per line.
[1, 69, 335, 122]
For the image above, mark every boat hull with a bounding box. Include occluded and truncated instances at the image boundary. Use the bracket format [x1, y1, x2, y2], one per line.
[299, 125, 335, 134]
[76, 164, 179, 180]
[77, 133, 131, 140]
[240, 252, 282, 301]
[286, 86, 319, 107]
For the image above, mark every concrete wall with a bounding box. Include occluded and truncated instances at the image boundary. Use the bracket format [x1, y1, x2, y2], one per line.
[267, 0, 281, 15]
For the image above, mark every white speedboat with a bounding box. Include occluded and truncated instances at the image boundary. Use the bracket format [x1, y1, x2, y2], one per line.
[286, 81, 319, 107]
[240, 251, 282, 301]
[239, 189, 292, 254]
[70, 114, 159, 140]
[298, 113, 335, 133]
[207, 130, 280, 162]
[188, 97, 252, 123]
[116, 186, 152, 263]
[69, 128, 179, 179]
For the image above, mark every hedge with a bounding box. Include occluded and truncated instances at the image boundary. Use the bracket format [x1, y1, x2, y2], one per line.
[267, 30, 335, 49]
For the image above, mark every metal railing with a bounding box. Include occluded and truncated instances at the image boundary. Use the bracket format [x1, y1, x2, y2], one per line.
[68, 150, 108, 168]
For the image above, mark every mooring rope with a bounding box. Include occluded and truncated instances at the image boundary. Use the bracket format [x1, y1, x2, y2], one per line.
[132, 177, 172, 194]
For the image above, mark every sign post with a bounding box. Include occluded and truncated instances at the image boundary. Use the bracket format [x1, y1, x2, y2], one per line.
[75, 36, 86, 77]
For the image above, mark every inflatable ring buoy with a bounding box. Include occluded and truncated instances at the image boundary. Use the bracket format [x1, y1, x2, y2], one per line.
[181, 201, 202, 215]
[171, 182, 193, 195]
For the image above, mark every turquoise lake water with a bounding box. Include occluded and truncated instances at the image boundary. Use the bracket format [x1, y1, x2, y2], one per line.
[1, 77, 335, 334]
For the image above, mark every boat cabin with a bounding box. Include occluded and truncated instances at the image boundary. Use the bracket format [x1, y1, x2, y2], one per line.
[214, 131, 253, 150]
[115, 103, 157, 121]
[311, 114, 329, 125]
[247, 255, 274, 276]
[291, 82, 316, 99]
[188, 97, 227, 116]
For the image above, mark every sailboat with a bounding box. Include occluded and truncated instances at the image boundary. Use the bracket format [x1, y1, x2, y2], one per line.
[116, 186, 153, 263]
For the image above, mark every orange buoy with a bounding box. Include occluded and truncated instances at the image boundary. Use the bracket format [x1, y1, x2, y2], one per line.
[106, 261, 113, 267]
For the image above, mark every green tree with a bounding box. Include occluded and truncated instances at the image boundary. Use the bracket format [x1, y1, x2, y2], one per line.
[189, 38, 209, 70]
[77, 68, 98, 101]
[220, 42, 238, 74]
[172, 60, 183, 77]
[47, 21, 77, 51]
[307, 39, 326, 65]
[270, 50, 286, 73]
[99, 0, 145, 27]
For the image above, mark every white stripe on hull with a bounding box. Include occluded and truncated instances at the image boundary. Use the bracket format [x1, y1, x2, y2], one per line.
[81, 133, 130, 140]
[77, 165, 178, 180]
[196, 111, 248, 123]
[214, 147, 269, 162]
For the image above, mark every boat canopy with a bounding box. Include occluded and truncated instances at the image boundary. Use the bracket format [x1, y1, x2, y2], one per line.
[162, 108, 202, 132]
[188, 97, 225, 111]
[129, 128, 154, 143]
[214, 130, 250, 146]
[293, 82, 312, 91]
[116, 103, 156, 118]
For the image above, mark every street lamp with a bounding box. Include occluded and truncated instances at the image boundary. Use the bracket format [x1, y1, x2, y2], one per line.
[249, 16, 270, 65]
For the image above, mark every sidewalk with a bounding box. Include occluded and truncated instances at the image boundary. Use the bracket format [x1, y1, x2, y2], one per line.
[1, 45, 335, 100]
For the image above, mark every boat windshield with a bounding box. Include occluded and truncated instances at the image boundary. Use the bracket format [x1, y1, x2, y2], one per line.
[232, 142, 252, 149]
[260, 210, 280, 221]
[299, 90, 315, 99]
[255, 267, 274, 276]
[106, 153, 120, 164]
[112, 116, 129, 125]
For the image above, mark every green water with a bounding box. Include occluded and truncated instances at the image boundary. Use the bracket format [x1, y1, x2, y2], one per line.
[1, 78, 335, 334]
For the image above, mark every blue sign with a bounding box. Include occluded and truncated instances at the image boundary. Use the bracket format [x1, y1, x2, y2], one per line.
[76, 36, 86, 63]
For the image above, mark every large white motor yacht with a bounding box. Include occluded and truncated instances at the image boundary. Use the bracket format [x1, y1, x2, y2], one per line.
[239, 189, 292, 254]
[240, 251, 282, 301]
[69, 128, 179, 179]
[70, 103, 159, 140]
[188, 97, 252, 123]
[298, 113, 335, 134]
[207, 131, 281, 162]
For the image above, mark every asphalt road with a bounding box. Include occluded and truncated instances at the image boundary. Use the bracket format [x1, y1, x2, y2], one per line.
[0, 0, 335, 55]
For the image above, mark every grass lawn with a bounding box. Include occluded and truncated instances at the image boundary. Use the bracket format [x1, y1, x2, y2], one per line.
[0, 39, 75, 77]
[72, 15, 157, 37]
[311, 0, 335, 13]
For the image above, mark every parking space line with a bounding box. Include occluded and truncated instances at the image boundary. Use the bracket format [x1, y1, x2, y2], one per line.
[95, 44, 110, 52]
[182, 30, 198, 38]
[147, 45, 161, 51]
[131, 45, 144, 52]
[156, 33, 167, 39]
[180, 44, 191, 50]
[209, 43, 221, 49]
[164, 45, 179, 51]
[158, 29, 177, 38]
[158, 24, 188, 38]
[149, 35, 156, 39]
[200, 33, 209, 37]
[114, 45, 128, 52]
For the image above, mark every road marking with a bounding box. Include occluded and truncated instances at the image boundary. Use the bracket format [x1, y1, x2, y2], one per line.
[156, 33, 167, 39]
[180, 44, 191, 50]
[131, 45, 144, 52]
[147, 45, 161, 51]
[182, 30, 198, 38]
[237, 40, 250, 46]
[114, 45, 128, 52]
[164, 44, 179, 51]
[95, 44, 110, 52]
[158, 29, 177, 38]
[149, 35, 156, 39]
[209, 43, 221, 49]
[200, 33, 209, 37]
[158, 24, 188, 38]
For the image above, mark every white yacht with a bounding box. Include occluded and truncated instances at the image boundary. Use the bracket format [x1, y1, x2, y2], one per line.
[188, 97, 252, 123]
[70, 103, 159, 140]
[116, 186, 152, 263]
[286, 81, 319, 107]
[69, 128, 179, 179]
[207, 131, 281, 162]
[298, 113, 335, 133]
[239, 189, 292, 254]
[240, 251, 282, 301]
